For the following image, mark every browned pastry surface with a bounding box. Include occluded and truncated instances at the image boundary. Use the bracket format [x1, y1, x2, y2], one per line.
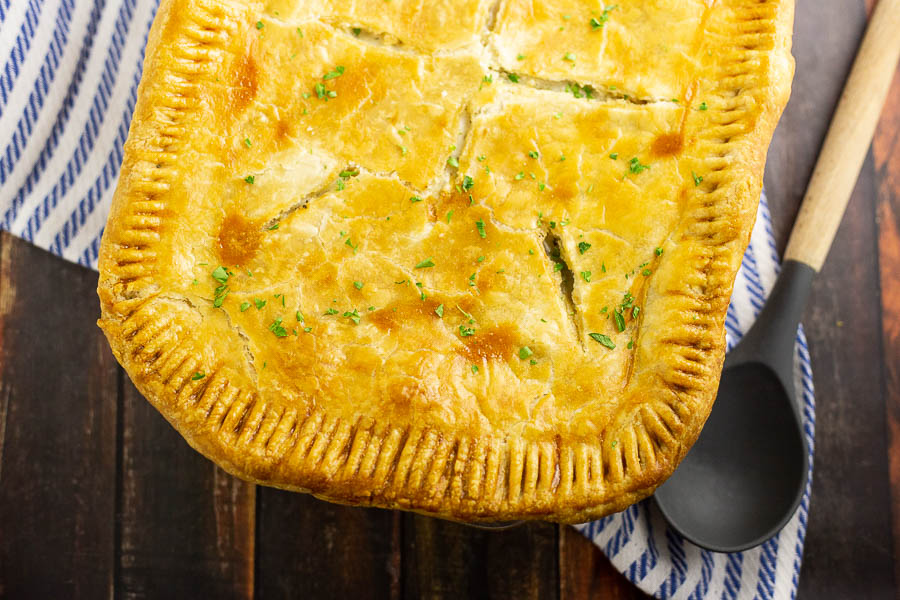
[98, 0, 794, 522]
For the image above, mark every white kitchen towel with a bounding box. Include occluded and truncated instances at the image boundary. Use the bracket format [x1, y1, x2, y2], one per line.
[0, 2, 814, 598]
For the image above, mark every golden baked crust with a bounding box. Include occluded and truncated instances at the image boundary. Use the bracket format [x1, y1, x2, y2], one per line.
[98, 0, 794, 523]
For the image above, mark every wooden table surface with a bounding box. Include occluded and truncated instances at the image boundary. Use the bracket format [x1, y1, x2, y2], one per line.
[1, 1, 898, 598]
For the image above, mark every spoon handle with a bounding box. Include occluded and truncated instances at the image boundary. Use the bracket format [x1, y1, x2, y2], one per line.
[784, 0, 900, 271]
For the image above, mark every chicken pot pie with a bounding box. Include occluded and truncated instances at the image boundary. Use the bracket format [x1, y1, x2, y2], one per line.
[98, 0, 794, 523]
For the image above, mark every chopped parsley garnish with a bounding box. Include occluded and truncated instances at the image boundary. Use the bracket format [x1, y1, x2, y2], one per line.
[528, 150, 539, 159]
[240, 302, 251, 312]
[563, 52, 576, 62]
[515, 172, 525, 180]
[267, 223, 279, 230]
[580, 271, 592, 282]
[642, 268, 652, 276]
[459, 325, 476, 337]
[589, 333, 616, 349]
[244, 138, 251, 147]
[415, 257, 435, 269]
[565, 82, 595, 99]
[613, 310, 626, 332]
[353, 281, 364, 290]
[352, 27, 361, 36]
[254, 298, 267, 309]
[472, 364, 479, 374]
[410, 195, 423, 203]
[343, 309, 361, 324]
[655, 247, 664, 256]
[244, 175, 255, 184]
[323, 66, 345, 80]
[628, 157, 650, 174]
[692, 171, 704, 186]
[211, 266, 229, 284]
[268, 317, 288, 337]
[446, 210, 453, 223]
[698, 101, 708, 111]
[461, 175, 475, 191]
[578, 241, 592, 255]
[609, 152, 618, 160]
[192, 372, 206, 380]
[324, 308, 339, 315]
[296, 311, 304, 322]
[507, 73, 520, 83]
[256, 20, 264, 30]
[475, 219, 487, 239]
[435, 304, 444, 318]
[447, 156, 459, 168]
[518, 346, 533, 359]
[590, 4, 617, 29]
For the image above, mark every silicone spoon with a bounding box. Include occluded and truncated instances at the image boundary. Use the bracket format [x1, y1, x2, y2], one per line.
[653, 0, 900, 552]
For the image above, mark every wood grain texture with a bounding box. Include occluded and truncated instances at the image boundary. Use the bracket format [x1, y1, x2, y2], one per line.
[765, 0, 897, 597]
[254, 489, 401, 600]
[869, 0, 900, 593]
[402, 517, 558, 600]
[117, 378, 255, 599]
[0, 231, 118, 599]
[0, 0, 899, 598]
[559, 526, 648, 600]
[784, 0, 900, 270]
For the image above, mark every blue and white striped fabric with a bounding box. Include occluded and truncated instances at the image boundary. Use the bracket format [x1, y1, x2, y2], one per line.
[1, 2, 814, 598]
[576, 195, 816, 600]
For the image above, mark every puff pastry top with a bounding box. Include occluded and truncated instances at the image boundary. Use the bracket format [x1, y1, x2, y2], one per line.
[98, 0, 794, 522]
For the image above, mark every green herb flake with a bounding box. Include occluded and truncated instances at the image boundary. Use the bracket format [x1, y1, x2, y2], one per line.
[655, 247, 664, 256]
[563, 52, 576, 62]
[210, 268, 229, 288]
[268, 317, 288, 337]
[240, 302, 251, 312]
[475, 219, 487, 239]
[191, 372, 206, 381]
[580, 270, 592, 282]
[323, 65, 346, 80]
[692, 171, 704, 186]
[410, 195, 423, 203]
[471, 364, 479, 374]
[613, 309, 626, 332]
[628, 157, 650, 174]
[447, 156, 459, 168]
[528, 150, 539, 159]
[352, 27, 361, 36]
[244, 175, 255, 184]
[589, 333, 616, 349]
[459, 325, 476, 337]
[254, 298, 267, 310]
[518, 346, 533, 359]
[343, 309, 361, 324]
[461, 175, 475, 191]
[698, 101, 708, 111]
[578, 241, 592, 254]
[256, 20, 264, 30]
[507, 73, 520, 83]
[353, 281, 364, 290]
[415, 257, 435, 269]
[435, 304, 444, 318]
[609, 152, 618, 160]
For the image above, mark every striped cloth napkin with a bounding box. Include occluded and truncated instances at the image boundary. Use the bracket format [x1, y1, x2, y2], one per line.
[0, 2, 815, 598]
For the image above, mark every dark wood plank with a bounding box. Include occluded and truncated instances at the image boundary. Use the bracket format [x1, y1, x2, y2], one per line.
[765, 1, 896, 597]
[254, 489, 401, 599]
[117, 378, 255, 599]
[559, 526, 649, 600]
[402, 516, 557, 600]
[869, 0, 900, 590]
[0, 232, 118, 598]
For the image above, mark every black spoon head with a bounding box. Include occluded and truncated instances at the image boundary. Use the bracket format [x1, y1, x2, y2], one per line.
[654, 361, 808, 552]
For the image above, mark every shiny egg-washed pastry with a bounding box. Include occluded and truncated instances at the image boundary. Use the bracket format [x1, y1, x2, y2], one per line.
[98, 0, 794, 522]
